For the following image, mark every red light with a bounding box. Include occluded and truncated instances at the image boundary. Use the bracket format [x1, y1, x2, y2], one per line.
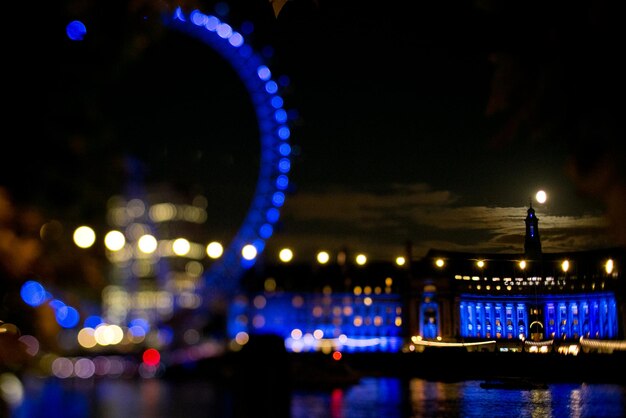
[332, 351, 342, 361]
[143, 348, 161, 366]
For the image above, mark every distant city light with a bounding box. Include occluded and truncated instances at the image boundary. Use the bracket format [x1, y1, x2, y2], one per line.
[94, 324, 124, 346]
[395, 256, 406, 266]
[257, 65, 271, 80]
[104, 230, 125, 251]
[142, 348, 161, 366]
[73, 226, 96, 249]
[561, 259, 570, 272]
[259, 223, 273, 239]
[264, 278, 277, 292]
[279, 248, 293, 262]
[55, 305, 80, 328]
[606, 258, 614, 274]
[18, 335, 39, 356]
[266, 208, 280, 223]
[355, 254, 367, 265]
[20, 281, 47, 307]
[317, 251, 330, 264]
[216, 22, 233, 39]
[291, 329, 303, 339]
[519, 260, 527, 270]
[66, 20, 87, 41]
[242, 244, 258, 261]
[435, 259, 445, 268]
[172, 238, 191, 256]
[206, 241, 224, 259]
[235, 331, 249, 345]
[265, 80, 278, 94]
[137, 234, 158, 254]
[476, 260, 485, 268]
[84, 315, 103, 328]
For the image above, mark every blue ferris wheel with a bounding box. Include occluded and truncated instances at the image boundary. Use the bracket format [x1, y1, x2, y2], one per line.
[164, 7, 292, 296]
[20, 7, 292, 338]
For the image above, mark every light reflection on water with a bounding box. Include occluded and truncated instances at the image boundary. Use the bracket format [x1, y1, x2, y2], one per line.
[9, 375, 626, 418]
[292, 378, 626, 418]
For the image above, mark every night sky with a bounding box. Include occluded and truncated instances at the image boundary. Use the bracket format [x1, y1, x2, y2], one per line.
[5, 0, 626, 262]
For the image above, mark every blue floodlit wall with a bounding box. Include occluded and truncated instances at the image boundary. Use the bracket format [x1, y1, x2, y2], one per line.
[419, 291, 439, 339]
[458, 292, 618, 339]
[228, 292, 404, 352]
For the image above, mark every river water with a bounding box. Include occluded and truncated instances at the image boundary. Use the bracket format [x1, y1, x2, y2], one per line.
[7, 374, 626, 418]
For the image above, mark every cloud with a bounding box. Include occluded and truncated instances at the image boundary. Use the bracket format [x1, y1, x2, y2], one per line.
[277, 183, 613, 260]
[282, 183, 455, 223]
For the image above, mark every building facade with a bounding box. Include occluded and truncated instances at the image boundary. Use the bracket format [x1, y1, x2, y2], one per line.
[227, 206, 626, 354]
[410, 206, 625, 354]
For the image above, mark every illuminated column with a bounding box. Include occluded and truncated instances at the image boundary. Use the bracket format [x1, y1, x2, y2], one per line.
[569, 301, 580, 338]
[495, 304, 503, 338]
[580, 301, 589, 337]
[476, 302, 484, 338]
[545, 303, 556, 338]
[505, 303, 514, 339]
[600, 298, 607, 338]
[558, 302, 567, 338]
[516, 303, 527, 339]
[609, 298, 618, 338]
[459, 302, 468, 338]
[591, 300, 600, 338]
[468, 302, 476, 337]
[485, 303, 493, 339]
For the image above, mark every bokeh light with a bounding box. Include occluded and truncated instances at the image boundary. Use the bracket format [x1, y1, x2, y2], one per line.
[66, 20, 87, 41]
[241, 244, 258, 261]
[172, 238, 191, 256]
[104, 230, 126, 251]
[279, 248, 293, 262]
[142, 348, 161, 366]
[137, 234, 158, 254]
[316, 251, 330, 264]
[73, 226, 96, 248]
[206, 241, 224, 259]
[20, 281, 47, 307]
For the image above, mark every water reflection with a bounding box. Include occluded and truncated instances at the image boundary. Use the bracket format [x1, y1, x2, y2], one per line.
[9, 375, 626, 418]
[292, 378, 626, 418]
[292, 378, 404, 418]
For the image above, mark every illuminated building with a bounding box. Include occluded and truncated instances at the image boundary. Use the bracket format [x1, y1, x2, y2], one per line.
[227, 250, 406, 353]
[102, 184, 211, 344]
[227, 205, 626, 354]
[411, 205, 625, 354]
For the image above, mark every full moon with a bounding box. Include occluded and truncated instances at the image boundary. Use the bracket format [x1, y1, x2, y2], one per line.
[535, 190, 547, 204]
